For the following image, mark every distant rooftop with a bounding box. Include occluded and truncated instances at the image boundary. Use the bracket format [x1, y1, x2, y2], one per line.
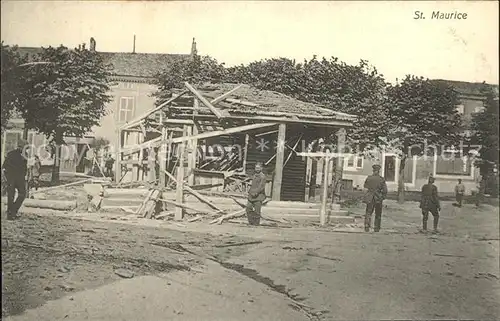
[16, 46, 190, 79]
[432, 79, 499, 97]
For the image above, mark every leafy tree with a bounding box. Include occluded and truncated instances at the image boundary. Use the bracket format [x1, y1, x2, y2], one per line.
[20, 45, 112, 183]
[386, 75, 463, 202]
[1, 42, 28, 132]
[226, 58, 303, 96]
[226, 56, 390, 148]
[470, 84, 499, 195]
[153, 54, 227, 103]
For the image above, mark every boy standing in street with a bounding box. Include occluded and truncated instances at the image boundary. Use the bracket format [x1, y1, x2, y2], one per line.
[454, 179, 465, 207]
[30, 155, 42, 193]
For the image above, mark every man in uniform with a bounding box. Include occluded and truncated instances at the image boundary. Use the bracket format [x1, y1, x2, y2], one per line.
[2, 140, 28, 220]
[420, 176, 440, 232]
[104, 154, 115, 178]
[246, 162, 267, 226]
[454, 179, 465, 207]
[363, 164, 388, 232]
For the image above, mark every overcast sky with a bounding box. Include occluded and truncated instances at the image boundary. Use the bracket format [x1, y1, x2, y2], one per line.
[1, 1, 498, 84]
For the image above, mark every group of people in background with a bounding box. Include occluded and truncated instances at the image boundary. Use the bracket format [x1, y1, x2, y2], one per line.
[362, 164, 486, 234]
[2, 141, 491, 227]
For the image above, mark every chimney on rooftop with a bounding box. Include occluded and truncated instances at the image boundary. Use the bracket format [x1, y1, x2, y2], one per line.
[133, 35, 136, 54]
[191, 37, 197, 57]
[90, 37, 96, 51]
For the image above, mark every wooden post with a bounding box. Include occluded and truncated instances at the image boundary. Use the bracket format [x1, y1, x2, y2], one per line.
[242, 134, 249, 173]
[159, 128, 167, 188]
[175, 126, 187, 221]
[148, 146, 156, 183]
[188, 99, 199, 186]
[332, 128, 346, 204]
[320, 157, 330, 226]
[115, 129, 122, 183]
[166, 131, 173, 174]
[137, 149, 143, 181]
[272, 123, 286, 201]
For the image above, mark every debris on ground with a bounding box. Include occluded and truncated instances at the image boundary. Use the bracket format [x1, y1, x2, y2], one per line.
[474, 272, 499, 280]
[114, 268, 135, 279]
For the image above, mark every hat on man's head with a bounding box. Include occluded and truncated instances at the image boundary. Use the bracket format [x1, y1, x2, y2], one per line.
[372, 164, 381, 170]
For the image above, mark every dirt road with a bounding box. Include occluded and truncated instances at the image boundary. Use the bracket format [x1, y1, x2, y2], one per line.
[2, 200, 499, 320]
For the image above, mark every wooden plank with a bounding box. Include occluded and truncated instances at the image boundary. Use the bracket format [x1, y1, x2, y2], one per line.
[159, 128, 167, 188]
[184, 82, 224, 119]
[210, 199, 271, 225]
[121, 159, 149, 165]
[210, 84, 243, 105]
[175, 127, 187, 221]
[188, 99, 199, 186]
[320, 159, 330, 226]
[332, 128, 346, 204]
[139, 123, 147, 137]
[242, 134, 249, 173]
[160, 198, 216, 215]
[255, 130, 278, 137]
[135, 189, 154, 215]
[115, 129, 122, 182]
[120, 91, 188, 130]
[136, 133, 144, 181]
[161, 168, 225, 213]
[283, 134, 303, 167]
[271, 123, 286, 201]
[225, 98, 259, 107]
[182, 113, 354, 128]
[148, 147, 156, 183]
[296, 152, 343, 158]
[143, 189, 161, 219]
[121, 122, 277, 155]
[186, 125, 194, 186]
[31, 179, 92, 195]
[166, 131, 173, 176]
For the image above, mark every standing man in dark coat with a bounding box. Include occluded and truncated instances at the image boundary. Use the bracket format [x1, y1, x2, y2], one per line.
[2, 140, 28, 220]
[363, 164, 388, 232]
[420, 176, 440, 232]
[104, 154, 115, 178]
[246, 162, 267, 226]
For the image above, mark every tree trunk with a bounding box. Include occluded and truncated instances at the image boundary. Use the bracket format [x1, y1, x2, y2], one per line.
[397, 154, 407, 203]
[22, 127, 29, 140]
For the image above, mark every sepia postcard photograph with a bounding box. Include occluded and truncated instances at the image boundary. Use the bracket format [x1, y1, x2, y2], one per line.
[1, 1, 499, 320]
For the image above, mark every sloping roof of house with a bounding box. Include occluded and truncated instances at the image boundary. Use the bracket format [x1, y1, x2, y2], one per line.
[174, 83, 356, 122]
[16, 47, 189, 78]
[432, 79, 499, 97]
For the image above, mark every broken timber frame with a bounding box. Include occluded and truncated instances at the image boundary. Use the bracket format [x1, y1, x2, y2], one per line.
[115, 82, 353, 223]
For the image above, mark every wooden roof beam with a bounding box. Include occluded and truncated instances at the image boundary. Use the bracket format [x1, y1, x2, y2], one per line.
[210, 84, 243, 105]
[184, 82, 226, 119]
[121, 122, 277, 155]
[120, 90, 188, 130]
